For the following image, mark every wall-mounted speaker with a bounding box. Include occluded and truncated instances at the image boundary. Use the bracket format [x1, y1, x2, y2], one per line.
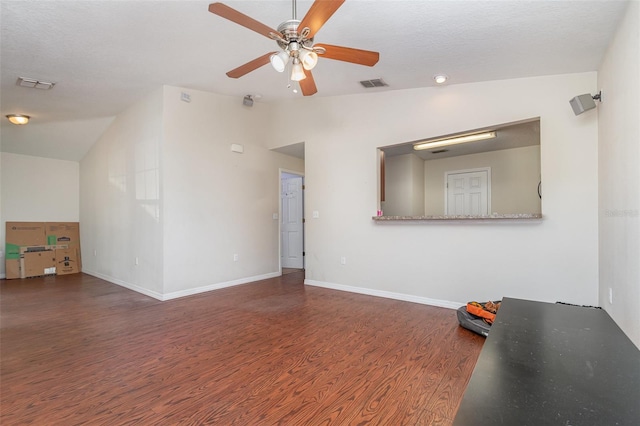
[569, 91, 601, 116]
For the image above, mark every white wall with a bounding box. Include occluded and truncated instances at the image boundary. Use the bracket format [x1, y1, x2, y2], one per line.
[0, 152, 79, 277]
[383, 153, 425, 216]
[79, 85, 303, 299]
[268, 72, 599, 308]
[80, 87, 164, 297]
[161, 86, 304, 297]
[598, 0, 640, 348]
[424, 146, 541, 215]
[409, 153, 425, 216]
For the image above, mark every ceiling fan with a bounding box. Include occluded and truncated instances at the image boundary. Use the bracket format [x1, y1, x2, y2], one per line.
[208, 0, 380, 96]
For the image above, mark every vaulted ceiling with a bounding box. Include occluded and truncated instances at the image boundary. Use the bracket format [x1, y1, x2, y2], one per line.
[0, 0, 629, 161]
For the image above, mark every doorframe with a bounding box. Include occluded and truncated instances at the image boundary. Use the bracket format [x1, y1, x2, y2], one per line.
[278, 168, 305, 272]
[444, 167, 492, 215]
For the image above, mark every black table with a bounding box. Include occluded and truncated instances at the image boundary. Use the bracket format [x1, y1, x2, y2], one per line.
[454, 297, 640, 426]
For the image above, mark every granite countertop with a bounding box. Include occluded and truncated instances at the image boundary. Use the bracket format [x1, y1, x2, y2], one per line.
[372, 213, 543, 221]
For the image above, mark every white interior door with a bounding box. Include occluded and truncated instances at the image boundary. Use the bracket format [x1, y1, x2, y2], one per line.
[445, 168, 490, 215]
[281, 175, 304, 268]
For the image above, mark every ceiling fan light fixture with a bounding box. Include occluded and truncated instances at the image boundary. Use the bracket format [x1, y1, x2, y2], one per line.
[290, 59, 306, 81]
[270, 51, 289, 72]
[6, 114, 30, 125]
[299, 49, 318, 70]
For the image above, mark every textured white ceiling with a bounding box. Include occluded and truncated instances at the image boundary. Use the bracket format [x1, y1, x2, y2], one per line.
[0, 0, 630, 161]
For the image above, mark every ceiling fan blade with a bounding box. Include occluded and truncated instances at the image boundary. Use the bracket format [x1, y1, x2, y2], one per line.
[209, 3, 280, 39]
[300, 69, 318, 96]
[226, 52, 277, 78]
[298, 0, 345, 39]
[315, 44, 380, 66]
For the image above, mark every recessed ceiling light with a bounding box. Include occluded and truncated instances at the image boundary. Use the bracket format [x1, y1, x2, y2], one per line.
[433, 74, 448, 84]
[6, 114, 30, 125]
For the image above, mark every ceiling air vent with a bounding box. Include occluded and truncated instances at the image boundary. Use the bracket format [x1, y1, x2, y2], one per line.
[359, 78, 388, 88]
[431, 149, 449, 154]
[17, 77, 56, 90]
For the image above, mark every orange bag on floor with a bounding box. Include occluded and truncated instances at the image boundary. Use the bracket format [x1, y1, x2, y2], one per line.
[466, 300, 501, 324]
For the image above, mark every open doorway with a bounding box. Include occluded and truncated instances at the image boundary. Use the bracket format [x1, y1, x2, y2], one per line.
[280, 170, 304, 273]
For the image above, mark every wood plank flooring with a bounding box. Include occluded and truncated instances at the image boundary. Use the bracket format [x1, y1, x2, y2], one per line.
[1, 272, 484, 425]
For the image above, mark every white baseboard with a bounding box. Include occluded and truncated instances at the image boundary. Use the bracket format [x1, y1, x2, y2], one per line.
[162, 272, 281, 301]
[82, 270, 165, 300]
[83, 269, 281, 301]
[304, 279, 464, 310]
[54, 270, 462, 310]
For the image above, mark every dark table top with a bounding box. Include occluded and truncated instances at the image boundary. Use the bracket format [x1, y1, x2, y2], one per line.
[453, 297, 640, 426]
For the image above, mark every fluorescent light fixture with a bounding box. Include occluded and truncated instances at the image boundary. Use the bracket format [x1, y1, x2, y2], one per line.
[413, 131, 496, 150]
[6, 114, 30, 125]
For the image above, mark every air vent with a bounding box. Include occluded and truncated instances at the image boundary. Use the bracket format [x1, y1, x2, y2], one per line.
[359, 78, 388, 88]
[17, 77, 55, 90]
[431, 149, 449, 154]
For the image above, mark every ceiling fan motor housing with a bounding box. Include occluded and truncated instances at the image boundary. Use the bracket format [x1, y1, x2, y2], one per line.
[276, 20, 314, 53]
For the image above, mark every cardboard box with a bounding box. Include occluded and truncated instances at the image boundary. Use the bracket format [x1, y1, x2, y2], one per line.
[5, 259, 21, 279]
[45, 222, 80, 246]
[55, 247, 79, 275]
[5, 222, 46, 279]
[17, 245, 68, 278]
[20, 245, 68, 255]
[21, 250, 57, 278]
[46, 222, 82, 271]
[5, 222, 81, 279]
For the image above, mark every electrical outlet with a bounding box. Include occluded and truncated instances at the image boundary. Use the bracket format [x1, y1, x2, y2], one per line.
[233, 254, 239, 262]
[340, 256, 346, 265]
[609, 287, 613, 304]
[313, 210, 320, 218]
[94, 250, 97, 257]
[135, 257, 139, 266]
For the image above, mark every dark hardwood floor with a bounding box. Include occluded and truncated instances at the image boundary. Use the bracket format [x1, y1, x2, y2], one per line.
[1, 272, 484, 425]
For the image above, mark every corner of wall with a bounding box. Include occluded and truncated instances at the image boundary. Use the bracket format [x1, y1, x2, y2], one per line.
[597, 0, 640, 348]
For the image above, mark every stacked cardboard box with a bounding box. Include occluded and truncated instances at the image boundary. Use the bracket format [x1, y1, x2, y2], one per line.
[5, 222, 81, 279]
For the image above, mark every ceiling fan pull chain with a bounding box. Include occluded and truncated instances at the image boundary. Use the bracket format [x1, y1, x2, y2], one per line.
[286, 61, 293, 87]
